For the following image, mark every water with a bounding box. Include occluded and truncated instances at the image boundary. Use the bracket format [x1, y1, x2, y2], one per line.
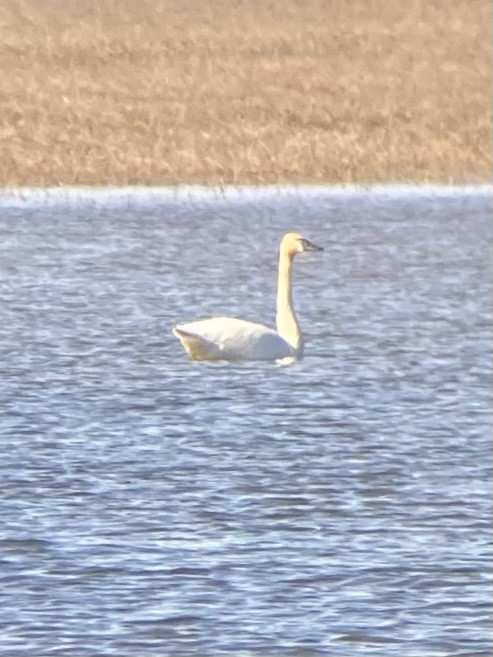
[0, 185, 491, 656]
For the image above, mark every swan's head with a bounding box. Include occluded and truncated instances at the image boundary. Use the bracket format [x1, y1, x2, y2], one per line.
[281, 232, 324, 257]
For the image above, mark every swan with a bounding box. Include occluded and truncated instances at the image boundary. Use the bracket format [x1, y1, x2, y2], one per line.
[173, 232, 323, 361]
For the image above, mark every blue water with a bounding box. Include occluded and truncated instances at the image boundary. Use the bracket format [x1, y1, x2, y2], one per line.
[0, 186, 491, 656]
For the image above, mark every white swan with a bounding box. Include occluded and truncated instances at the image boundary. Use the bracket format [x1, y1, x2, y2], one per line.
[173, 232, 323, 361]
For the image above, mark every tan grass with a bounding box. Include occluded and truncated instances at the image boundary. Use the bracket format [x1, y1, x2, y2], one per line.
[0, 0, 491, 185]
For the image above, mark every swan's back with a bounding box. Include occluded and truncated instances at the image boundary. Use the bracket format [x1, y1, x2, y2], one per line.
[173, 317, 294, 361]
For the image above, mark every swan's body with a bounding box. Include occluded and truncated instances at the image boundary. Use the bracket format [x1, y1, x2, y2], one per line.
[173, 317, 294, 361]
[173, 232, 323, 362]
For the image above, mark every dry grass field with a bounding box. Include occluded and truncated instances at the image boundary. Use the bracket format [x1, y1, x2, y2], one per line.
[0, 0, 491, 186]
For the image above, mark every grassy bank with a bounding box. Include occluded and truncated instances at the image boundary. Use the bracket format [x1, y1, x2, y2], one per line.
[1, 0, 491, 186]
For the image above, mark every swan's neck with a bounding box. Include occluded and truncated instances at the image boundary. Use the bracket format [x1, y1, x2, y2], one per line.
[276, 251, 303, 355]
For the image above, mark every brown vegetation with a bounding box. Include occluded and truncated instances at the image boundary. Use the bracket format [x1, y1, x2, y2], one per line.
[0, 0, 491, 186]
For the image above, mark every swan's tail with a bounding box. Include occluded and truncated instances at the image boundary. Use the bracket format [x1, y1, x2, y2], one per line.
[173, 326, 221, 361]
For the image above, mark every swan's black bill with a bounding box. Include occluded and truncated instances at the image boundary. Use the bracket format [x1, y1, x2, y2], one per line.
[302, 239, 324, 252]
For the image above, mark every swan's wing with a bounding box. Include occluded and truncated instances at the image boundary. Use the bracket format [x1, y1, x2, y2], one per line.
[173, 317, 294, 361]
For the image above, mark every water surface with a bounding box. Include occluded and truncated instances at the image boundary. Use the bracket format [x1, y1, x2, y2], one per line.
[0, 186, 491, 656]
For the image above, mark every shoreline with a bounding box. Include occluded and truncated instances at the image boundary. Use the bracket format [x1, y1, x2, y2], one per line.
[1, 183, 491, 209]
